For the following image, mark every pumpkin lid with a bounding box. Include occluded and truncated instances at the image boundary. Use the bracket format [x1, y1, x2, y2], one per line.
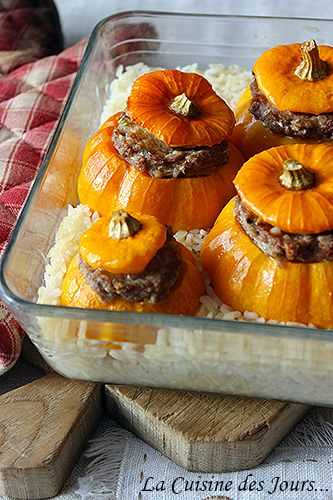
[234, 143, 333, 234]
[127, 69, 235, 148]
[253, 40, 333, 114]
[80, 210, 167, 274]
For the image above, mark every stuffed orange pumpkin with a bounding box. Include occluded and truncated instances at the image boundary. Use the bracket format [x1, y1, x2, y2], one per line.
[127, 69, 235, 147]
[78, 106, 244, 231]
[233, 40, 333, 158]
[202, 143, 333, 328]
[61, 209, 204, 322]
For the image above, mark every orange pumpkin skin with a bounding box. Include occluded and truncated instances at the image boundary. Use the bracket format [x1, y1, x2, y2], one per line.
[232, 87, 320, 159]
[234, 143, 333, 234]
[78, 114, 244, 231]
[127, 69, 235, 147]
[80, 213, 166, 274]
[201, 198, 333, 328]
[253, 43, 333, 114]
[61, 243, 205, 317]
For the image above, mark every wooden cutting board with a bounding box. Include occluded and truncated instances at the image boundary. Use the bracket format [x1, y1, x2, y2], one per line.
[105, 385, 309, 472]
[0, 362, 101, 499]
[0, 339, 309, 498]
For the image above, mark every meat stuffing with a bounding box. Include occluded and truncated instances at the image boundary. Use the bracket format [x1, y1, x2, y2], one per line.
[249, 77, 333, 139]
[80, 237, 182, 303]
[112, 113, 229, 178]
[235, 197, 333, 263]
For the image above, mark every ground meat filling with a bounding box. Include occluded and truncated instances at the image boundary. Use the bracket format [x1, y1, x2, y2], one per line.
[235, 197, 333, 263]
[112, 113, 229, 178]
[249, 77, 333, 139]
[80, 238, 182, 303]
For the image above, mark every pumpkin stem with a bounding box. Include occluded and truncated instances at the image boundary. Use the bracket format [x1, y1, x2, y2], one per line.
[169, 93, 200, 118]
[108, 210, 142, 240]
[279, 159, 315, 191]
[294, 39, 328, 81]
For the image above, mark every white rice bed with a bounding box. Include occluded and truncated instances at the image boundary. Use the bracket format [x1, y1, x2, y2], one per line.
[38, 63, 312, 329]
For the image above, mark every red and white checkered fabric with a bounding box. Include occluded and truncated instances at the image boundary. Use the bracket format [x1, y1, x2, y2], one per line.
[0, 40, 86, 374]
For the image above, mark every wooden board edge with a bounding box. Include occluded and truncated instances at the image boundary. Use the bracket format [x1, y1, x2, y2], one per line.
[105, 384, 309, 473]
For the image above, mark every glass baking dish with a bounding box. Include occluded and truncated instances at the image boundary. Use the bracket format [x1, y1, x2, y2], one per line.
[1, 10, 333, 406]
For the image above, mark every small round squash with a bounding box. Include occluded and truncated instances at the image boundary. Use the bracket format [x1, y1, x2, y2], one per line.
[234, 143, 333, 234]
[60, 209, 204, 345]
[201, 198, 333, 328]
[61, 208, 204, 318]
[233, 40, 333, 158]
[201, 143, 333, 328]
[127, 69, 235, 147]
[78, 113, 244, 231]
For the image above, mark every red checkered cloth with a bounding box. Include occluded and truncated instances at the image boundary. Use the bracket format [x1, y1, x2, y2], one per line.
[0, 39, 86, 374]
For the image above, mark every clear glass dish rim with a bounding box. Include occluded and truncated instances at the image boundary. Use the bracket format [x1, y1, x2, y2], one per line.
[1, 9, 333, 342]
